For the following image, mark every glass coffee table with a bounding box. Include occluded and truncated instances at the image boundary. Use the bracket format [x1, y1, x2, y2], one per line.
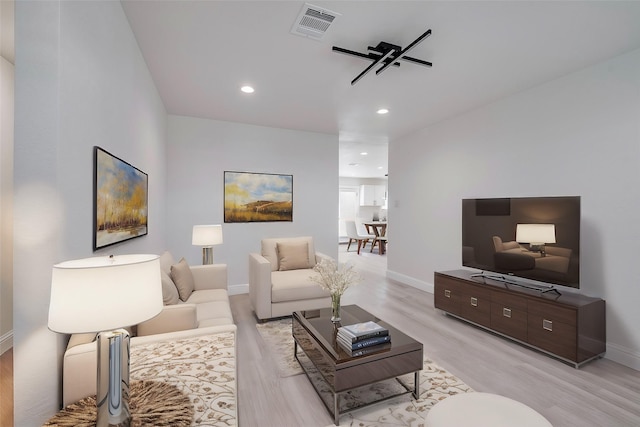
[292, 305, 423, 425]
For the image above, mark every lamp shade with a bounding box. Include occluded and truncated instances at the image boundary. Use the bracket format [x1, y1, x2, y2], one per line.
[192, 224, 223, 246]
[48, 254, 162, 334]
[516, 224, 556, 244]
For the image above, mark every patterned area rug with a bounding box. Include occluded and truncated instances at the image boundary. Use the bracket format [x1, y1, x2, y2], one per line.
[130, 333, 237, 426]
[256, 318, 305, 377]
[256, 318, 474, 427]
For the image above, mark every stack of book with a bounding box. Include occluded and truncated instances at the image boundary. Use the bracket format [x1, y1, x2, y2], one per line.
[337, 321, 390, 357]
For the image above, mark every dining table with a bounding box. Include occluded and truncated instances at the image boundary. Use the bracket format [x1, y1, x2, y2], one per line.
[363, 221, 387, 254]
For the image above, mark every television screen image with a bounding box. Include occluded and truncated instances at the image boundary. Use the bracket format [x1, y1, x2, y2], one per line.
[462, 196, 580, 289]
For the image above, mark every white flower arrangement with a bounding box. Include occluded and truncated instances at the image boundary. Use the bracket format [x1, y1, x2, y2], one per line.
[309, 258, 362, 297]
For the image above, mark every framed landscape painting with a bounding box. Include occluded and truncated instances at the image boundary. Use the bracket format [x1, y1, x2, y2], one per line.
[94, 146, 148, 250]
[224, 171, 293, 223]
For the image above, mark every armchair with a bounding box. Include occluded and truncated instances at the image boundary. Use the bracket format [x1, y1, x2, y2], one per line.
[249, 236, 332, 320]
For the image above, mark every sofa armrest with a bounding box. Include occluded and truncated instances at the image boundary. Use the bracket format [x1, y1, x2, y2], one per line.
[190, 263, 227, 291]
[249, 253, 273, 320]
[136, 304, 198, 336]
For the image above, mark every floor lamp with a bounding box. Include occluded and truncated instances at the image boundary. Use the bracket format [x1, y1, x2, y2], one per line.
[48, 254, 162, 427]
[192, 224, 223, 264]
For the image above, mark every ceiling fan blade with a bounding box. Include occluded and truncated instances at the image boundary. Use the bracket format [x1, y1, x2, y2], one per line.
[351, 49, 396, 85]
[375, 29, 431, 76]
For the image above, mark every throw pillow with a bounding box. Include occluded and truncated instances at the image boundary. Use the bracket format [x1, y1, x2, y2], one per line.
[161, 271, 180, 305]
[170, 258, 195, 302]
[277, 241, 310, 271]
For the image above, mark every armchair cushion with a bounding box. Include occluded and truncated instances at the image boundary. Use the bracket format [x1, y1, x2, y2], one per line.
[262, 236, 316, 272]
[277, 241, 310, 271]
[171, 258, 195, 301]
[271, 270, 329, 303]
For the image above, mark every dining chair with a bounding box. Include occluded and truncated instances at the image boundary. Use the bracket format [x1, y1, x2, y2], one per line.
[345, 220, 376, 254]
[370, 230, 388, 254]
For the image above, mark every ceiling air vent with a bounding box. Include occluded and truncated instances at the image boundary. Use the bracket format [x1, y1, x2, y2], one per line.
[291, 3, 340, 40]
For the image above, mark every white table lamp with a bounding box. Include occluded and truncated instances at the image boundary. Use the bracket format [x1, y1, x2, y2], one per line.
[516, 223, 556, 256]
[192, 224, 223, 264]
[48, 254, 162, 427]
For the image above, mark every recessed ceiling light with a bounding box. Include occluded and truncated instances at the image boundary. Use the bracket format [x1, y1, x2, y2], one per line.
[360, 152, 368, 156]
[377, 108, 389, 115]
[241, 85, 255, 94]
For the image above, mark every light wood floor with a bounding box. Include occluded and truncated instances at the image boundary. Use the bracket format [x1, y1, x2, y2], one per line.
[0, 348, 13, 427]
[234, 244, 640, 427]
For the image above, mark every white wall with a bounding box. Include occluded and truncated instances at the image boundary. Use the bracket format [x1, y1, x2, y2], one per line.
[14, 1, 167, 424]
[0, 55, 14, 354]
[166, 115, 339, 291]
[388, 48, 640, 369]
[0, 0, 14, 356]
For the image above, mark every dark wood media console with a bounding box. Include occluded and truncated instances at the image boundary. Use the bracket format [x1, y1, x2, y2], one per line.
[434, 270, 606, 368]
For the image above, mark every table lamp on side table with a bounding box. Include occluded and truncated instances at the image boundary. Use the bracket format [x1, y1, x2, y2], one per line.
[192, 224, 223, 265]
[48, 254, 162, 427]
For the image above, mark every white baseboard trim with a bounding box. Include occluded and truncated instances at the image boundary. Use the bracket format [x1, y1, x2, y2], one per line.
[229, 283, 249, 296]
[386, 270, 434, 294]
[0, 330, 13, 354]
[605, 342, 640, 371]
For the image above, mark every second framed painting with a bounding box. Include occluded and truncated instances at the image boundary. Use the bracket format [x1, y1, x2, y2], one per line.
[224, 171, 293, 223]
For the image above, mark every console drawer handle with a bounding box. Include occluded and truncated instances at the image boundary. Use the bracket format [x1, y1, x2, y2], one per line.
[470, 297, 478, 307]
[444, 290, 451, 298]
[503, 308, 512, 318]
[543, 319, 553, 331]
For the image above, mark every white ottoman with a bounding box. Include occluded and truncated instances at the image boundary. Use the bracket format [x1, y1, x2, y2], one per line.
[426, 392, 552, 427]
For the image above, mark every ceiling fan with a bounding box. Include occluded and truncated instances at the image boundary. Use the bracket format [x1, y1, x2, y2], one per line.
[332, 29, 433, 85]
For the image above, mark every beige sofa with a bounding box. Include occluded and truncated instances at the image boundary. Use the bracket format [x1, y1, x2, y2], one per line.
[62, 251, 236, 425]
[492, 236, 572, 274]
[249, 236, 332, 320]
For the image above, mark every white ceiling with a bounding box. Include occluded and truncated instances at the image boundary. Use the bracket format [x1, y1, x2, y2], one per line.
[121, 1, 640, 178]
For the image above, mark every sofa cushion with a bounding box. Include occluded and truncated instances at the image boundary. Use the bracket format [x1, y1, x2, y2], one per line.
[185, 289, 229, 305]
[171, 258, 195, 301]
[194, 300, 234, 326]
[161, 271, 180, 305]
[262, 236, 316, 272]
[277, 241, 310, 271]
[159, 251, 175, 275]
[271, 270, 329, 303]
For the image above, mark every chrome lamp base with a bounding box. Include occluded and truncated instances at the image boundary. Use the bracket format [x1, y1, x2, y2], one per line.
[202, 247, 214, 265]
[97, 329, 131, 427]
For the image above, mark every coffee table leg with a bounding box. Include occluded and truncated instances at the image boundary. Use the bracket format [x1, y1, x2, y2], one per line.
[334, 393, 340, 425]
[413, 371, 420, 399]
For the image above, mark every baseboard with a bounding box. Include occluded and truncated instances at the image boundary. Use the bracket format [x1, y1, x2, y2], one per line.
[0, 330, 13, 354]
[229, 283, 249, 296]
[386, 270, 434, 294]
[605, 342, 640, 371]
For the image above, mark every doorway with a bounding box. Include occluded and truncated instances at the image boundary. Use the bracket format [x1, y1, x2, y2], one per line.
[338, 188, 358, 243]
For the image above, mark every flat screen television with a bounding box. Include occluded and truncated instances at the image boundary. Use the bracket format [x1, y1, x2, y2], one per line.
[462, 196, 580, 290]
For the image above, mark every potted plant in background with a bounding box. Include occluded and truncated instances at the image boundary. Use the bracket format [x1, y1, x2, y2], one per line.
[310, 258, 362, 323]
